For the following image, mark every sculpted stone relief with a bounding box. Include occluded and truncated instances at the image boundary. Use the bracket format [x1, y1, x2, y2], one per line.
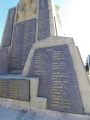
[55, 5, 62, 28]
[17, 0, 37, 21]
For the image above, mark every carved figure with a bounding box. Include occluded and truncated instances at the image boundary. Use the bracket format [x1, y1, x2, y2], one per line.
[25, 1, 37, 18]
[17, 2, 25, 20]
[17, 0, 37, 21]
[25, 0, 32, 6]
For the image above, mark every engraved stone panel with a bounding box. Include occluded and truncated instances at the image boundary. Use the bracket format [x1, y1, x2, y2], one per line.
[28, 45, 84, 114]
[2, 8, 16, 47]
[9, 19, 36, 73]
[38, 0, 50, 40]
[0, 79, 30, 101]
[0, 49, 8, 74]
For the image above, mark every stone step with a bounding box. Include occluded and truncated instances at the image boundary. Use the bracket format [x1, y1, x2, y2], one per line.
[0, 105, 89, 120]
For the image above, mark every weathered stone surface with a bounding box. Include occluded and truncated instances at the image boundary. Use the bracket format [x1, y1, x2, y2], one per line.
[0, 106, 89, 120]
[27, 45, 84, 114]
[2, 8, 16, 47]
[0, 0, 90, 117]
[0, 78, 30, 101]
[9, 18, 36, 73]
[17, 0, 37, 21]
[38, 0, 50, 40]
[0, 74, 47, 109]
[0, 49, 8, 74]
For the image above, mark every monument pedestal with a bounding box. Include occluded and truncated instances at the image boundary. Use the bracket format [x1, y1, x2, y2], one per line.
[0, 0, 90, 117]
[0, 74, 47, 109]
[22, 36, 90, 114]
[0, 36, 90, 114]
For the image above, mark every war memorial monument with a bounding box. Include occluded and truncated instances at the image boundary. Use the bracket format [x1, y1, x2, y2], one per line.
[0, 0, 90, 119]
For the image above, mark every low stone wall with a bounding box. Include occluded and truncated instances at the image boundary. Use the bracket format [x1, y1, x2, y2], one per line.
[0, 74, 47, 109]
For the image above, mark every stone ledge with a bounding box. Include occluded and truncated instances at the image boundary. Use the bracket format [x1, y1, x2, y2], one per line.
[0, 74, 47, 109]
[0, 105, 89, 120]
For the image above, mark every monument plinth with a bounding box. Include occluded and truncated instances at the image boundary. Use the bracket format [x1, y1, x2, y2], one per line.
[0, 0, 90, 117]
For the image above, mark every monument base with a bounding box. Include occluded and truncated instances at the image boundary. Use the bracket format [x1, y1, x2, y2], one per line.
[0, 74, 47, 109]
[0, 36, 90, 115]
[0, 105, 89, 120]
[23, 36, 90, 114]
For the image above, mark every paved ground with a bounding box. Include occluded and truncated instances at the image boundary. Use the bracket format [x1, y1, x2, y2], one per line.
[0, 105, 89, 120]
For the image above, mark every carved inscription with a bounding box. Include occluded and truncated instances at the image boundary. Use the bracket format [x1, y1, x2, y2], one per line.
[38, 0, 50, 40]
[29, 45, 84, 114]
[2, 8, 16, 47]
[10, 19, 36, 73]
[0, 79, 30, 101]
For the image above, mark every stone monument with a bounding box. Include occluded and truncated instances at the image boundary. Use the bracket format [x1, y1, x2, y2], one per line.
[0, 0, 90, 117]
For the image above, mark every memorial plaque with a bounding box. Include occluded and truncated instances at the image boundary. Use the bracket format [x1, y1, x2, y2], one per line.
[9, 18, 36, 73]
[28, 45, 84, 114]
[2, 8, 16, 47]
[38, 0, 50, 40]
[0, 79, 30, 101]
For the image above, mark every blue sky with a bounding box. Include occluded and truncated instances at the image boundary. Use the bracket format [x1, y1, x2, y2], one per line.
[0, 0, 90, 63]
[0, 0, 18, 42]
